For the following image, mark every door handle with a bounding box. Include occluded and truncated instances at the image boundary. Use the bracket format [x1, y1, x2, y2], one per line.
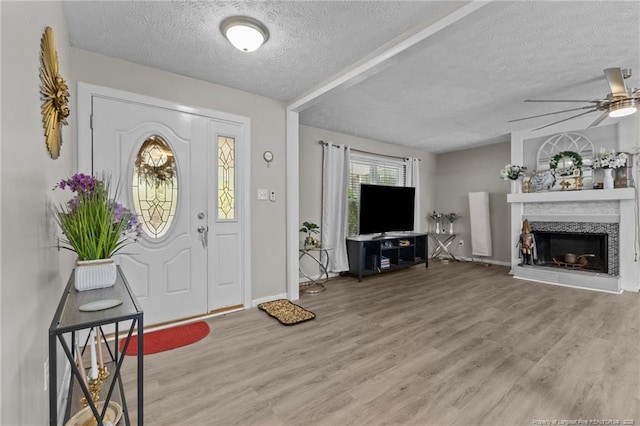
[198, 226, 208, 249]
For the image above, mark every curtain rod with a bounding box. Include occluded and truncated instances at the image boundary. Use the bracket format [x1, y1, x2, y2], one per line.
[318, 140, 420, 161]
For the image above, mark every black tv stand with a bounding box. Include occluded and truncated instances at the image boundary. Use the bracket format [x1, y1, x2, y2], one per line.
[371, 232, 391, 240]
[346, 232, 428, 281]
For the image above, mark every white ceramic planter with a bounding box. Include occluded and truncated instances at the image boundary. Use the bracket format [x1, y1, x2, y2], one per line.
[75, 259, 117, 291]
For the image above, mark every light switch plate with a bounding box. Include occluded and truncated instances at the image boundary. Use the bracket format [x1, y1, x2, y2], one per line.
[257, 189, 268, 200]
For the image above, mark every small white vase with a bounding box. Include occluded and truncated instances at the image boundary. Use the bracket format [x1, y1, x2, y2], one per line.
[435, 222, 441, 234]
[75, 258, 117, 291]
[449, 222, 454, 234]
[603, 168, 614, 190]
[513, 180, 521, 193]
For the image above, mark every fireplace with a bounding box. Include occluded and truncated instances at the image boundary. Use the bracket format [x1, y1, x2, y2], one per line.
[529, 221, 619, 277]
[533, 231, 608, 273]
[508, 122, 637, 293]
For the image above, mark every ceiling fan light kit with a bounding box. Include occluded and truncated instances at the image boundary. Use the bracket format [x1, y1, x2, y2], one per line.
[510, 67, 639, 130]
[608, 99, 637, 118]
[221, 16, 269, 52]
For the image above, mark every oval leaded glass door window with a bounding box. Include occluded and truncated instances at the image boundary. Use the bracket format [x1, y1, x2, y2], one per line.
[132, 135, 178, 238]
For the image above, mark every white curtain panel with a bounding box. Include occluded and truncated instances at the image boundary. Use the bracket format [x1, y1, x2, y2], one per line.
[322, 142, 351, 272]
[468, 191, 493, 257]
[404, 157, 421, 232]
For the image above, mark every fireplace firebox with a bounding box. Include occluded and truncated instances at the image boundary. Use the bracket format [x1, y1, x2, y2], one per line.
[533, 231, 608, 273]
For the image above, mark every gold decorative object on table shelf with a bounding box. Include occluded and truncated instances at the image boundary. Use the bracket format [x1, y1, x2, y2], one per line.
[79, 377, 102, 408]
[71, 327, 118, 426]
[66, 401, 122, 426]
[40, 26, 69, 159]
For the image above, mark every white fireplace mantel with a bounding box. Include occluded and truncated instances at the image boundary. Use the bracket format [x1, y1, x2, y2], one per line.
[509, 115, 639, 293]
[507, 188, 635, 203]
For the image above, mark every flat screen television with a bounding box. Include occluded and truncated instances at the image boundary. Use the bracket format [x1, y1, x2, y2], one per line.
[358, 184, 415, 235]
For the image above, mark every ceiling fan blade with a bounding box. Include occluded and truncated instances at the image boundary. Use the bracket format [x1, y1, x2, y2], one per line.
[533, 109, 598, 131]
[508, 105, 597, 123]
[588, 111, 609, 128]
[604, 68, 627, 97]
[525, 99, 600, 103]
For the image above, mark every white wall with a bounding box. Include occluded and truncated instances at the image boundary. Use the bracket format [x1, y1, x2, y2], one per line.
[435, 141, 512, 264]
[70, 48, 287, 300]
[1, 2, 75, 424]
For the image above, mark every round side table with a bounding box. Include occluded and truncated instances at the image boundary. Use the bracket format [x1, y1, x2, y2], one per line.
[299, 247, 332, 294]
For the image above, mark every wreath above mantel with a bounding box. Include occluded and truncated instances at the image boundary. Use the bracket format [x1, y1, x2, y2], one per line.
[550, 151, 583, 176]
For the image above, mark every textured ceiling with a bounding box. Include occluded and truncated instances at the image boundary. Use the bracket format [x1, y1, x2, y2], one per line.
[63, 1, 640, 153]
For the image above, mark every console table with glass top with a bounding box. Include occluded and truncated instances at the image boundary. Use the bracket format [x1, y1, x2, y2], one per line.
[49, 266, 143, 426]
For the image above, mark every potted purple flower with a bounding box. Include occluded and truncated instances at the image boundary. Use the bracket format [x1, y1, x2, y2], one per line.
[53, 173, 141, 291]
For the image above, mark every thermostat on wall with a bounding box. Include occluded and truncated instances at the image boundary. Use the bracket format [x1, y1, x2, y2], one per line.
[263, 151, 273, 167]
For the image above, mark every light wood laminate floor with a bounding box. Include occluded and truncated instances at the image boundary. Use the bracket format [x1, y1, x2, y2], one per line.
[120, 261, 640, 425]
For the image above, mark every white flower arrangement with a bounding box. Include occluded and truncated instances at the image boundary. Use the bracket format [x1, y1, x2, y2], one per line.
[446, 213, 460, 223]
[429, 211, 443, 222]
[499, 164, 527, 180]
[593, 148, 628, 169]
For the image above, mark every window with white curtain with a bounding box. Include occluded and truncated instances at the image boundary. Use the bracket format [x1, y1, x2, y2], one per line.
[348, 152, 407, 236]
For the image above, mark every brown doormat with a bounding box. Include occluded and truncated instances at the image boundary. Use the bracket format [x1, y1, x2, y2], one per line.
[258, 299, 316, 325]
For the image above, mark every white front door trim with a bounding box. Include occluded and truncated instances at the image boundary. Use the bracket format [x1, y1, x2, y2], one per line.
[77, 82, 252, 311]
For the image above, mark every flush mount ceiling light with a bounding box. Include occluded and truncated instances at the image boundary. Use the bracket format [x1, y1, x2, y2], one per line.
[608, 98, 638, 118]
[221, 16, 269, 52]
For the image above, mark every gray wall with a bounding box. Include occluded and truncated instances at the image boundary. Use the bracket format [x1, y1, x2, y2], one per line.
[1, 2, 76, 424]
[1, 3, 288, 423]
[299, 126, 511, 267]
[435, 142, 511, 264]
[70, 48, 287, 300]
[299, 125, 438, 243]
[0, 2, 511, 423]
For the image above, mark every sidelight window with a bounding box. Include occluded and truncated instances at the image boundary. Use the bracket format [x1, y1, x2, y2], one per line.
[217, 135, 235, 220]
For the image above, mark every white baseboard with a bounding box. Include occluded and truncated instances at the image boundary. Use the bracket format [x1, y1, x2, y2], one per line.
[433, 255, 510, 267]
[56, 361, 71, 426]
[252, 293, 288, 307]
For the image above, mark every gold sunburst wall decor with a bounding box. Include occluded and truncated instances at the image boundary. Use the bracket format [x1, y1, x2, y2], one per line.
[39, 26, 69, 159]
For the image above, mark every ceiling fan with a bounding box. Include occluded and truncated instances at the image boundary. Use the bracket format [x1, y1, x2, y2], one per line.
[509, 67, 639, 131]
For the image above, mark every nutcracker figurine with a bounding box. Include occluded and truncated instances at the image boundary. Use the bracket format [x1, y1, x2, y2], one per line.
[517, 219, 537, 265]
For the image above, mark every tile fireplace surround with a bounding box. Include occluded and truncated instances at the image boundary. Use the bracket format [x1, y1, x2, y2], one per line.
[509, 117, 639, 293]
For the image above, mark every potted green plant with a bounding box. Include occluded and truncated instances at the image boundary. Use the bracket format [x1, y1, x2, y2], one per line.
[299, 221, 320, 248]
[53, 173, 141, 291]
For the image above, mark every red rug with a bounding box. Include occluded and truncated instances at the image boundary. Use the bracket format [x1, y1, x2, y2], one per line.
[119, 321, 210, 356]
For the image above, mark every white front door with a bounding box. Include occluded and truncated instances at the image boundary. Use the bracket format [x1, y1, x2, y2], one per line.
[87, 91, 248, 326]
